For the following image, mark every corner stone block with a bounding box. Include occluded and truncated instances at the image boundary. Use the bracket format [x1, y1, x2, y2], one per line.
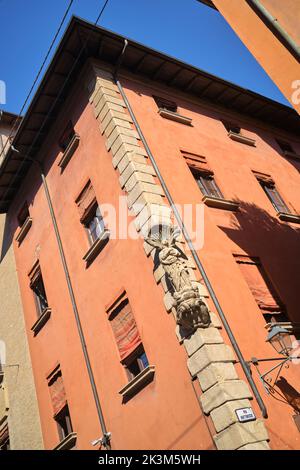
[116, 152, 148, 173]
[100, 109, 133, 132]
[200, 380, 252, 414]
[184, 327, 224, 357]
[213, 420, 269, 450]
[210, 399, 252, 432]
[127, 181, 165, 208]
[124, 172, 156, 193]
[197, 362, 238, 392]
[102, 117, 132, 138]
[119, 161, 156, 188]
[209, 312, 222, 329]
[98, 101, 126, 122]
[109, 134, 140, 154]
[113, 145, 148, 169]
[187, 343, 235, 377]
[130, 193, 165, 216]
[106, 126, 140, 151]
[134, 203, 171, 231]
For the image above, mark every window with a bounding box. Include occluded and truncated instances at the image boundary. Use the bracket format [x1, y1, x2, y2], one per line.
[0, 423, 9, 450]
[59, 121, 75, 152]
[222, 121, 241, 134]
[47, 366, 73, 443]
[76, 181, 106, 246]
[55, 405, 73, 441]
[30, 267, 49, 317]
[258, 178, 290, 214]
[235, 255, 287, 323]
[107, 292, 149, 381]
[192, 168, 223, 198]
[84, 204, 105, 246]
[124, 346, 149, 381]
[276, 139, 294, 154]
[153, 95, 177, 113]
[17, 202, 30, 227]
[15, 202, 32, 244]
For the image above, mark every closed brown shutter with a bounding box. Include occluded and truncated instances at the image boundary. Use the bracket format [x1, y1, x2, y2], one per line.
[109, 298, 141, 361]
[181, 151, 212, 175]
[48, 369, 67, 416]
[76, 181, 97, 221]
[235, 255, 282, 314]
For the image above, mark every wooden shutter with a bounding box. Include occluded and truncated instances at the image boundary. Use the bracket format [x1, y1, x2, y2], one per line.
[47, 368, 67, 416]
[235, 255, 283, 314]
[76, 181, 97, 221]
[108, 296, 141, 361]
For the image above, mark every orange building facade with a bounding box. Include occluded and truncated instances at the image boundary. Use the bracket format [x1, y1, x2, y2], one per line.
[1, 18, 300, 450]
[198, 0, 300, 114]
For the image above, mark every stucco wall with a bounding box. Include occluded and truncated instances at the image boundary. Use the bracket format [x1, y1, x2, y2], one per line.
[209, 0, 300, 114]
[0, 213, 43, 449]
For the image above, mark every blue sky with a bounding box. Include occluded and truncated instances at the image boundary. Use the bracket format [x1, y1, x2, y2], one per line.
[0, 0, 290, 115]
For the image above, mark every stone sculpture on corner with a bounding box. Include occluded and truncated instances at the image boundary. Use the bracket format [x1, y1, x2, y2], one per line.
[146, 224, 211, 331]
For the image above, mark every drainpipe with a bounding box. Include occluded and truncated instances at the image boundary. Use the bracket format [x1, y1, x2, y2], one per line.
[247, 0, 300, 60]
[113, 41, 268, 418]
[18, 156, 111, 449]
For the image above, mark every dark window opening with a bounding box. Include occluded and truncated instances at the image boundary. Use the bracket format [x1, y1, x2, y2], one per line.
[276, 139, 294, 154]
[55, 405, 73, 441]
[191, 168, 223, 198]
[153, 95, 177, 113]
[31, 272, 48, 317]
[0, 435, 9, 450]
[17, 203, 30, 227]
[124, 345, 149, 381]
[259, 180, 290, 214]
[84, 203, 105, 245]
[222, 121, 241, 134]
[59, 121, 75, 152]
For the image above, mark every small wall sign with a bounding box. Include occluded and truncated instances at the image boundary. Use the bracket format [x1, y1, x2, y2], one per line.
[235, 407, 256, 423]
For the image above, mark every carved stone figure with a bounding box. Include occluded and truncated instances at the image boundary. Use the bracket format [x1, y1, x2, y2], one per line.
[146, 225, 211, 331]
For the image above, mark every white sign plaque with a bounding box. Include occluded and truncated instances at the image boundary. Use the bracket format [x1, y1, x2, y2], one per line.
[235, 407, 256, 423]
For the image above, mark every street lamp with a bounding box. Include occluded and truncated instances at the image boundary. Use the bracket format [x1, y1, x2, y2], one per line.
[249, 324, 297, 394]
[266, 325, 293, 356]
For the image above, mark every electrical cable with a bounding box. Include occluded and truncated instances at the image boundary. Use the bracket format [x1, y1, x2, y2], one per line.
[0, 0, 75, 160]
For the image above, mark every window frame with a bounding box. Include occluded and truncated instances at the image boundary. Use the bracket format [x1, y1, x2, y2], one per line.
[30, 269, 49, 318]
[191, 167, 223, 199]
[55, 404, 73, 442]
[258, 179, 290, 214]
[153, 95, 177, 113]
[123, 344, 149, 382]
[83, 202, 106, 246]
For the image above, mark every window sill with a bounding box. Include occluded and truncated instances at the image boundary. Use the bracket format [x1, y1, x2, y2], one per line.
[53, 432, 77, 450]
[227, 131, 256, 147]
[283, 150, 300, 160]
[15, 217, 32, 245]
[31, 307, 51, 336]
[58, 134, 80, 170]
[202, 196, 239, 211]
[83, 229, 110, 265]
[277, 212, 300, 224]
[119, 365, 155, 402]
[158, 108, 192, 126]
